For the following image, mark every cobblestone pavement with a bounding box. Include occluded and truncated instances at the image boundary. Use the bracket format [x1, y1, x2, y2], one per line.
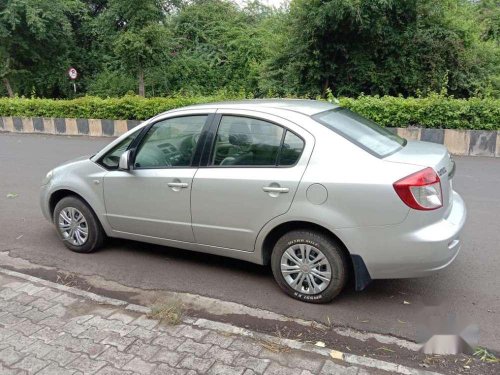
[0, 270, 385, 375]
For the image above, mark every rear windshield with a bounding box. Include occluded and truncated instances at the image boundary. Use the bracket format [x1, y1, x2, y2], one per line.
[313, 109, 406, 158]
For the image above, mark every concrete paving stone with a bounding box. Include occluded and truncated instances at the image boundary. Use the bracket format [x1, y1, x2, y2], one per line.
[125, 340, 161, 361]
[108, 312, 137, 325]
[243, 370, 256, 375]
[233, 355, 271, 374]
[175, 325, 210, 340]
[2, 281, 28, 290]
[21, 339, 55, 358]
[155, 323, 185, 336]
[79, 327, 112, 343]
[17, 284, 46, 296]
[45, 347, 81, 366]
[68, 314, 95, 325]
[263, 362, 302, 375]
[31, 326, 64, 343]
[127, 326, 156, 342]
[18, 306, 50, 323]
[0, 288, 22, 300]
[14, 293, 37, 305]
[176, 354, 215, 373]
[122, 357, 157, 375]
[229, 339, 262, 357]
[207, 362, 246, 375]
[102, 332, 136, 351]
[176, 338, 212, 355]
[52, 294, 79, 306]
[3, 332, 36, 351]
[152, 364, 190, 375]
[152, 347, 185, 367]
[202, 331, 235, 348]
[45, 303, 68, 318]
[86, 316, 136, 336]
[12, 319, 44, 336]
[95, 366, 133, 375]
[35, 289, 62, 301]
[39, 315, 65, 328]
[0, 326, 17, 341]
[11, 355, 49, 373]
[88, 307, 117, 318]
[320, 360, 359, 375]
[37, 362, 78, 375]
[1, 300, 32, 314]
[97, 346, 135, 369]
[63, 320, 90, 336]
[204, 345, 239, 365]
[0, 312, 26, 327]
[53, 333, 108, 358]
[299, 371, 315, 375]
[259, 349, 324, 373]
[0, 363, 24, 374]
[0, 346, 24, 366]
[130, 315, 158, 330]
[68, 354, 108, 375]
[152, 333, 185, 350]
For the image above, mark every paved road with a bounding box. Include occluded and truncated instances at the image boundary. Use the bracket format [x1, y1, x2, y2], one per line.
[1, 133, 499, 351]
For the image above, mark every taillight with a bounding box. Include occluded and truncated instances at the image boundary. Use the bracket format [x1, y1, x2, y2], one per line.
[393, 167, 443, 210]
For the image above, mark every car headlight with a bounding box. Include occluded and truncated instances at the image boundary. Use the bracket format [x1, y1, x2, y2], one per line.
[42, 170, 54, 185]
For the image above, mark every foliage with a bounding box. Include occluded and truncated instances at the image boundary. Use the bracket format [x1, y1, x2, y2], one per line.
[0, 94, 498, 130]
[0, 0, 498, 99]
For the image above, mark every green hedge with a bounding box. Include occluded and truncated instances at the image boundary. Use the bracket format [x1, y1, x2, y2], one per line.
[0, 94, 498, 130]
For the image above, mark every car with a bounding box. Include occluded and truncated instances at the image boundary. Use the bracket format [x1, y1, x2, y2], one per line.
[40, 99, 466, 303]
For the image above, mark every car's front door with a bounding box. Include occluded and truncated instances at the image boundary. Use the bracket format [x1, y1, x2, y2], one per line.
[191, 110, 314, 251]
[103, 113, 211, 242]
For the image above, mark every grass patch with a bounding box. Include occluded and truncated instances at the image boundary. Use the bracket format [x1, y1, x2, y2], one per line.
[473, 347, 499, 363]
[147, 301, 184, 325]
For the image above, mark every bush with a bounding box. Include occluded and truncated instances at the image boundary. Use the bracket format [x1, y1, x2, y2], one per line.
[0, 94, 498, 130]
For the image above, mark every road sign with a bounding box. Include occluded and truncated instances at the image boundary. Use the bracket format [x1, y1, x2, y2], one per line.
[68, 67, 78, 80]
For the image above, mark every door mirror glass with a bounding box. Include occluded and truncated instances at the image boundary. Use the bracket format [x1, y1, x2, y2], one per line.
[119, 150, 131, 170]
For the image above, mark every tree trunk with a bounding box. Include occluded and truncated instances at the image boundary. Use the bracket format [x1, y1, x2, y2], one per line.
[3, 77, 14, 97]
[138, 68, 145, 97]
[321, 77, 329, 97]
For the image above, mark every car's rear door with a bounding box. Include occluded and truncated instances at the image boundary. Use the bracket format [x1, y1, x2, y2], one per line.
[103, 111, 213, 242]
[191, 110, 314, 251]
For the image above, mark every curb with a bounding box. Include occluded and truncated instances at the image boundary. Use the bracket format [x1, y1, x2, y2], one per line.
[0, 266, 441, 375]
[1, 116, 499, 157]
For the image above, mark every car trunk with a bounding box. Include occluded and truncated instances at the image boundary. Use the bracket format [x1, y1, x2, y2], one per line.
[385, 140, 455, 217]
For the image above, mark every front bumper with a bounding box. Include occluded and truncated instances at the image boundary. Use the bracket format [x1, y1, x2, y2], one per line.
[338, 191, 467, 279]
[40, 183, 52, 222]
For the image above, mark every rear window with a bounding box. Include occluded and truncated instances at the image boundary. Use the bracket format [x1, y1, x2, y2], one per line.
[313, 109, 406, 158]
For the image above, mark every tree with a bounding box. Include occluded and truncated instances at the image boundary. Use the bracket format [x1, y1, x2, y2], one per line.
[0, 0, 83, 97]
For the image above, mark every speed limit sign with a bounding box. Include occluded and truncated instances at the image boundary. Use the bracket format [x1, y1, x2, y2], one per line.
[68, 67, 78, 80]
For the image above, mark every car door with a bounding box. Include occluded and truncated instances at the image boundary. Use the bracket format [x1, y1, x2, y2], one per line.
[103, 112, 212, 242]
[191, 110, 314, 251]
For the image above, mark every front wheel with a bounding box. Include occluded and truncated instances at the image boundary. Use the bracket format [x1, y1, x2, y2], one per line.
[53, 196, 104, 253]
[271, 230, 348, 303]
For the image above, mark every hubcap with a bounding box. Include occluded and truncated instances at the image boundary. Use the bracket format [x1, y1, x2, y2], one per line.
[58, 207, 88, 246]
[280, 244, 332, 295]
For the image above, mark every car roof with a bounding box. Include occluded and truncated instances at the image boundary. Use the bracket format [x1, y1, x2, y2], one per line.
[170, 99, 339, 116]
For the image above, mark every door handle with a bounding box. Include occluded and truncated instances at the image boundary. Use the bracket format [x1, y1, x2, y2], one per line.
[167, 182, 189, 188]
[263, 186, 289, 193]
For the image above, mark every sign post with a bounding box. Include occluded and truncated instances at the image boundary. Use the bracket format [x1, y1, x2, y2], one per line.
[68, 67, 78, 93]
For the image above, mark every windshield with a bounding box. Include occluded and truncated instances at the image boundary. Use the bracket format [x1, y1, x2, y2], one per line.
[313, 109, 406, 158]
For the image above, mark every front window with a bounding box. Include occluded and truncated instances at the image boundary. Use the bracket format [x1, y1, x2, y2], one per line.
[134, 115, 207, 168]
[99, 132, 137, 170]
[313, 109, 406, 158]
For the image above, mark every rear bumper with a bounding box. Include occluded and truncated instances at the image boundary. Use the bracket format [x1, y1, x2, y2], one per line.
[338, 191, 466, 279]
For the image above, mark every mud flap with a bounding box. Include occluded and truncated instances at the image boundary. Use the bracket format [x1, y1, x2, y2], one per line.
[351, 254, 372, 291]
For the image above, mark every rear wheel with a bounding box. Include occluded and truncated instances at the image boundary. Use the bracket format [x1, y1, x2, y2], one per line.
[271, 230, 348, 303]
[53, 196, 104, 253]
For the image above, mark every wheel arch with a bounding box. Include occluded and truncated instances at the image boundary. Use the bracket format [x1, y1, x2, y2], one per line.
[49, 189, 96, 222]
[260, 220, 372, 291]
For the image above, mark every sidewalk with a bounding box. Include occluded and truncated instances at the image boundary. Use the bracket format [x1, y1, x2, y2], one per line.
[0, 268, 428, 375]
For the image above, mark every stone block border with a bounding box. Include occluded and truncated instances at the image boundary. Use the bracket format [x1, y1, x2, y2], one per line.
[0, 116, 498, 157]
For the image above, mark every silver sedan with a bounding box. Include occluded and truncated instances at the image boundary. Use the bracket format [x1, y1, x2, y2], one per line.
[40, 100, 466, 303]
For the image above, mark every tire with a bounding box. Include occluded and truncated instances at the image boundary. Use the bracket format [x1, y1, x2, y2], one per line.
[271, 230, 348, 303]
[53, 196, 104, 253]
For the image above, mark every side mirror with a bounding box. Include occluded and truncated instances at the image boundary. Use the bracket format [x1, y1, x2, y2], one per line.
[118, 150, 132, 171]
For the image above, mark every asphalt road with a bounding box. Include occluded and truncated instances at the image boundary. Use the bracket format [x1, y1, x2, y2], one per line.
[1, 133, 499, 350]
